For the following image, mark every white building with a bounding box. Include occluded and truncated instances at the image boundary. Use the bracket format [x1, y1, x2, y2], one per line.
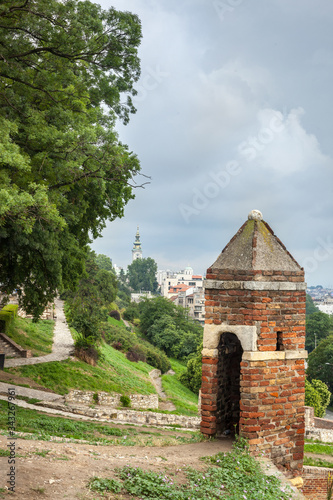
[158, 267, 205, 324]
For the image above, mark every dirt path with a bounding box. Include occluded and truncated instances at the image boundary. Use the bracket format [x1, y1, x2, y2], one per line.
[0, 434, 233, 499]
[149, 368, 176, 411]
[4, 298, 74, 369]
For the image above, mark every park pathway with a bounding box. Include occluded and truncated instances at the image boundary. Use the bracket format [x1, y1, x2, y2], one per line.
[3, 298, 74, 368]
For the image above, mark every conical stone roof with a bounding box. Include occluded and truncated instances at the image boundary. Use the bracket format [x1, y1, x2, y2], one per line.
[211, 210, 302, 272]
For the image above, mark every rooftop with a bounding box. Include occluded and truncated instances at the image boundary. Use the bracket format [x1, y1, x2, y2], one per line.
[210, 209, 302, 272]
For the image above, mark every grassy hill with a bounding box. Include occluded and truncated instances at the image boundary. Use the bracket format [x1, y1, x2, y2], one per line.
[1, 315, 199, 416]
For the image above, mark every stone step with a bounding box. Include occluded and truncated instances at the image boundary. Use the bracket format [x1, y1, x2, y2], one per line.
[0, 339, 19, 358]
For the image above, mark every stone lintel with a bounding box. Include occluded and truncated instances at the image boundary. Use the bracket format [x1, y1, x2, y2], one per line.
[202, 348, 218, 358]
[204, 280, 306, 291]
[203, 323, 257, 352]
[242, 350, 308, 362]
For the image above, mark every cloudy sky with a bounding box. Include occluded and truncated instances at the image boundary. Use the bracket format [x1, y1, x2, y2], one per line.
[91, 0, 333, 287]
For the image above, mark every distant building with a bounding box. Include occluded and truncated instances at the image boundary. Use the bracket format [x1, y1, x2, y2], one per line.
[132, 226, 143, 262]
[158, 267, 205, 324]
[131, 291, 153, 303]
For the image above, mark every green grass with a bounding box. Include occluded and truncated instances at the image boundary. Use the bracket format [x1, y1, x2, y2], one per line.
[0, 400, 203, 446]
[304, 442, 333, 456]
[5, 341, 157, 396]
[169, 358, 187, 376]
[6, 316, 54, 356]
[303, 456, 333, 468]
[162, 359, 199, 417]
[107, 316, 126, 328]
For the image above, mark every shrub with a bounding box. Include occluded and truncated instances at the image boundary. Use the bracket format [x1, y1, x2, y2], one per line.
[120, 395, 131, 407]
[112, 341, 123, 351]
[179, 343, 202, 394]
[74, 334, 101, 367]
[145, 348, 170, 374]
[0, 304, 19, 332]
[305, 378, 327, 417]
[123, 303, 140, 321]
[126, 349, 140, 362]
[109, 310, 121, 321]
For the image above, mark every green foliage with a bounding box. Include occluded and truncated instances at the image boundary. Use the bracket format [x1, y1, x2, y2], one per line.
[0, 0, 142, 318]
[306, 311, 333, 353]
[306, 294, 319, 315]
[120, 395, 131, 407]
[179, 343, 202, 394]
[312, 379, 331, 411]
[66, 250, 118, 340]
[123, 302, 140, 321]
[127, 257, 159, 292]
[102, 322, 170, 373]
[2, 304, 18, 316]
[307, 335, 333, 400]
[88, 477, 123, 494]
[0, 303, 19, 331]
[305, 378, 331, 417]
[95, 254, 114, 272]
[139, 297, 203, 361]
[107, 442, 292, 500]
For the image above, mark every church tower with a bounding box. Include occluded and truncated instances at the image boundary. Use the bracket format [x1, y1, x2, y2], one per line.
[132, 226, 143, 262]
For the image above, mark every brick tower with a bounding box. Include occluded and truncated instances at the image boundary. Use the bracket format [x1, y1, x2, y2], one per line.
[201, 210, 307, 475]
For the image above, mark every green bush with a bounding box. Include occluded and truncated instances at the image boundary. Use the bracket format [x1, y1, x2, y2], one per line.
[311, 379, 331, 416]
[179, 343, 202, 394]
[2, 304, 18, 317]
[0, 305, 18, 332]
[120, 395, 131, 407]
[305, 378, 331, 417]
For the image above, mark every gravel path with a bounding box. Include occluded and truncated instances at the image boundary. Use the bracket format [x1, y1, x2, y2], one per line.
[4, 298, 74, 368]
[149, 369, 176, 411]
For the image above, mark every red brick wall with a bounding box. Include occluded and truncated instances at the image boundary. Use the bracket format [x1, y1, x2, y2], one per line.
[303, 466, 333, 499]
[201, 268, 306, 475]
[240, 357, 305, 475]
[204, 270, 306, 351]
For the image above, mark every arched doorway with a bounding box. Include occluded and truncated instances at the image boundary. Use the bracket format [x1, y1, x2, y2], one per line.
[216, 332, 243, 436]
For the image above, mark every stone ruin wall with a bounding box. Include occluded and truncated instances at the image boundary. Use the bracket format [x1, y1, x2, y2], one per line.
[65, 389, 159, 410]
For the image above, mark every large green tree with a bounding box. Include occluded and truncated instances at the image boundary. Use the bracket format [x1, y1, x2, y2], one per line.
[0, 0, 142, 317]
[65, 250, 118, 339]
[305, 311, 333, 353]
[307, 334, 333, 399]
[127, 257, 158, 293]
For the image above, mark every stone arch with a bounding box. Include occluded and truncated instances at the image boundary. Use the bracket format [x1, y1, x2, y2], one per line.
[216, 332, 243, 436]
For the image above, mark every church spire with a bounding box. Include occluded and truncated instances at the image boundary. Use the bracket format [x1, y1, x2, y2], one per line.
[132, 226, 142, 261]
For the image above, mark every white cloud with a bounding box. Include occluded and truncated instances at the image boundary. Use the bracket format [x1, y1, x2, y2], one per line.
[238, 107, 330, 174]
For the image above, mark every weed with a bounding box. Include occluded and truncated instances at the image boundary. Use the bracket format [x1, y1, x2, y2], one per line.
[31, 486, 45, 494]
[88, 477, 122, 494]
[34, 449, 51, 457]
[86, 440, 293, 500]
